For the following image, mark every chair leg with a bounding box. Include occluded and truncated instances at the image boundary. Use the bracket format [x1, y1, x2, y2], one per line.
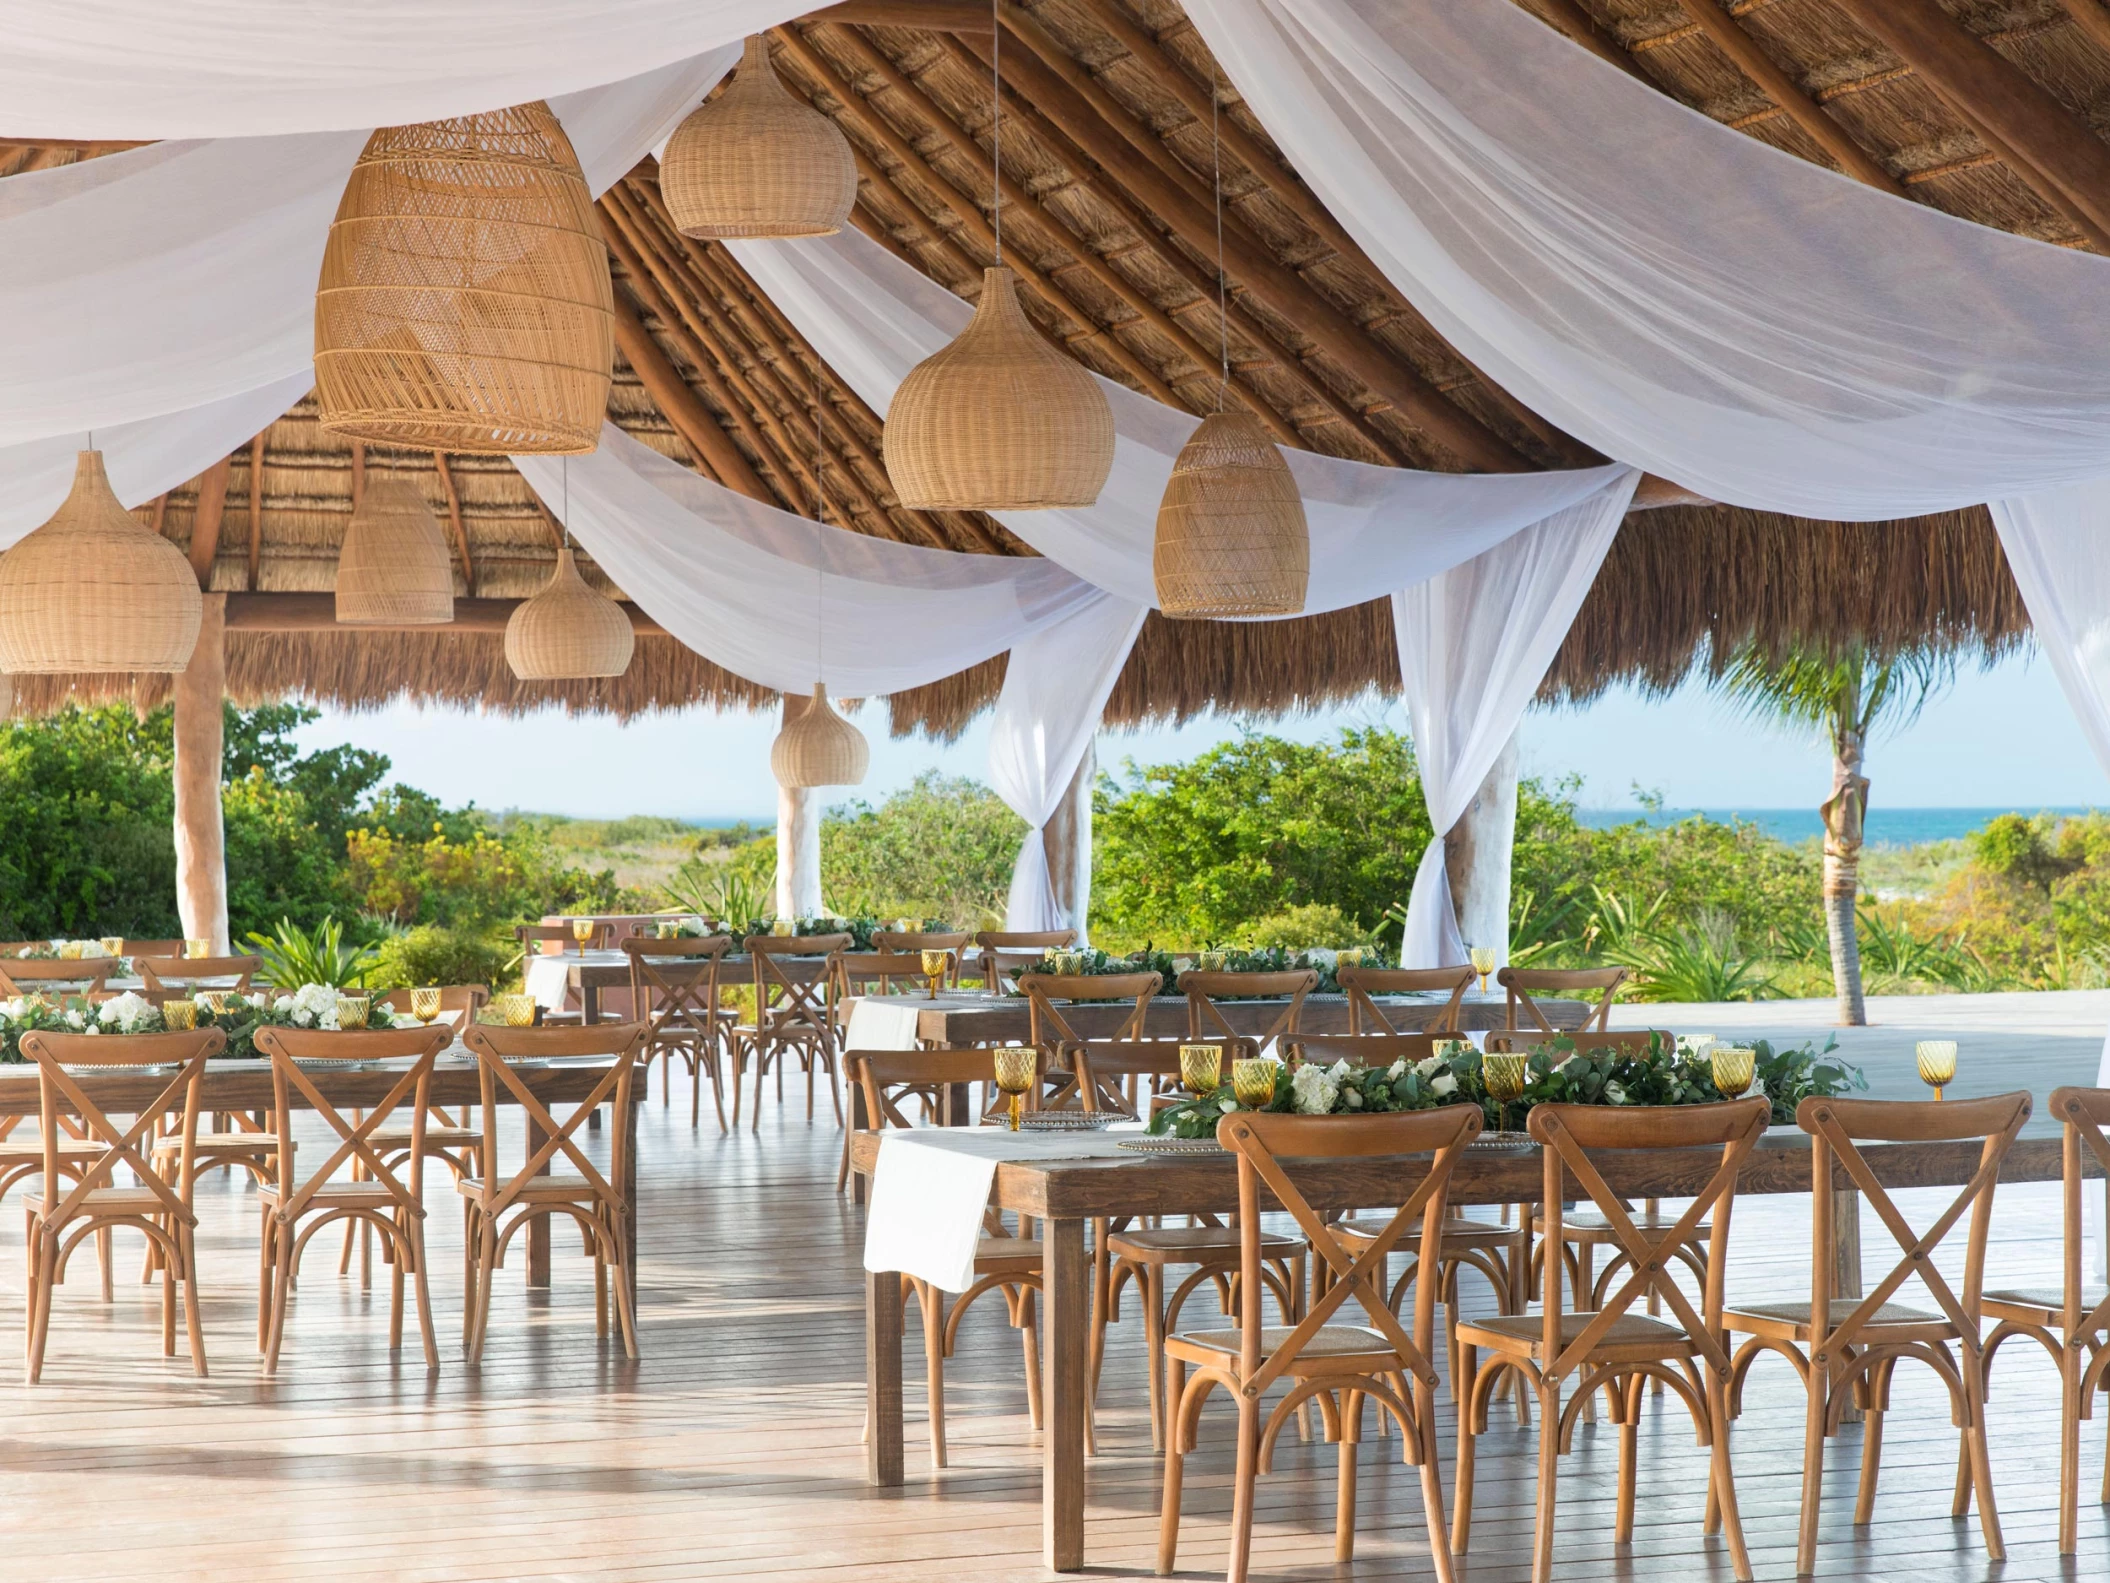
[1021, 1285, 1043, 1432]
[1856, 1382, 1885, 1526]
[161, 1221, 177, 1358]
[1452, 1345, 1480, 1554]
[27, 1228, 57, 1385]
[264, 1223, 296, 1374]
[2063, 1353, 2084, 1554]
[1226, 1393, 1261, 1583]
[610, 1223, 641, 1361]
[1705, 1370, 1752, 1582]
[1798, 1358, 1828, 1576]
[1530, 1376, 1561, 1583]
[98, 1226, 112, 1303]
[461, 1203, 478, 1349]
[257, 1205, 275, 1352]
[1962, 1345, 2005, 1561]
[1155, 1358, 1189, 1576]
[1143, 1263, 1166, 1453]
[1616, 1371, 1641, 1543]
[708, 1048, 727, 1134]
[407, 1216, 439, 1371]
[1415, 1380, 1458, 1583]
[1336, 1390, 1360, 1563]
[691, 1052, 702, 1129]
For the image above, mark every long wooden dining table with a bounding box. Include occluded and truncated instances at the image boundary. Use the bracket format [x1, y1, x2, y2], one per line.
[850, 1118, 2083, 1572]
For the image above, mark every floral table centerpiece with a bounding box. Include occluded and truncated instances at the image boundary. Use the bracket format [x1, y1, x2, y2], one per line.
[0, 984, 418, 1063]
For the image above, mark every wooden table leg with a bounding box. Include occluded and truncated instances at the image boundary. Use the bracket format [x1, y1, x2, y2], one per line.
[867, 1267, 904, 1486]
[527, 1115, 551, 1289]
[1044, 1216, 1088, 1571]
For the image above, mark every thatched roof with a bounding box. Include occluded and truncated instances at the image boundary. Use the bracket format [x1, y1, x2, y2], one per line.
[6, 0, 2081, 731]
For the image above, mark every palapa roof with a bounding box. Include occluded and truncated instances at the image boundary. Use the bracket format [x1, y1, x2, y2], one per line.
[5, 0, 2077, 732]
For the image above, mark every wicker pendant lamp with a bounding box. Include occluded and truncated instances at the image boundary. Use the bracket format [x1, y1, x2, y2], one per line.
[1153, 410, 1308, 617]
[335, 479, 456, 625]
[771, 684, 869, 788]
[661, 35, 856, 239]
[0, 450, 202, 673]
[314, 101, 614, 455]
[505, 546, 635, 679]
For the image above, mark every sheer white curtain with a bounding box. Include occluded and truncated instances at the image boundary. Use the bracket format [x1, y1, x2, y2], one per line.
[986, 597, 1148, 931]
[0, 2, 795, 139]
[1394, 477, 1633, 965]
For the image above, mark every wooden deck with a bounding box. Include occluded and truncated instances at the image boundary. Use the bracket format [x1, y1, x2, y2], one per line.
[0, 1049, 2105, 1581]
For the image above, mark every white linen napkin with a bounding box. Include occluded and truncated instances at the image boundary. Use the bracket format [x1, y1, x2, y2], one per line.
[843, 997, 923, 1051]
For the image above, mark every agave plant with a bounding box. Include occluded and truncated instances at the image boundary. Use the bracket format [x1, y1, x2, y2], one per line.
[662, 855, 774, 926]
[244, 916, 379, 990]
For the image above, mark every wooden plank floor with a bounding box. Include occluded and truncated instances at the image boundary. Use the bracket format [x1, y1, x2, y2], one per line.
[0, 1057, 2103, 1581]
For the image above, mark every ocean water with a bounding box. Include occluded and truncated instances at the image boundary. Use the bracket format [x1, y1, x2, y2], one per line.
[1574, 806, 2107, 848]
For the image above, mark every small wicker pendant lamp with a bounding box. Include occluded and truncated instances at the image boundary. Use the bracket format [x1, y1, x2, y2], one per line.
[1150, 70, 1306, 618]
[661, 35, 857, 239]
[314, 101, 614, 455]
[771, 683, 870, 787]
[505, 546, 634, 678]
[0, 450, 202, 672]
[335, 479, 456, 625]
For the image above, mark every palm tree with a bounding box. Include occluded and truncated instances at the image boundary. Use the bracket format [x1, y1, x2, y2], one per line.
[1715, 645, 1952, 1025]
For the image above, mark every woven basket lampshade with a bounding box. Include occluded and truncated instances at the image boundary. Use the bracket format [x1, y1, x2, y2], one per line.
[315, 101, 614, 455]
[661, 35, 857, 239]
[1152, 410, 1309, 619]
[335, 479, 456, 625]
[884, 267, 1114, 510]
[770, 684, 869, 788]
[504, 547, 635, 679]
[0, 450, 202, 673]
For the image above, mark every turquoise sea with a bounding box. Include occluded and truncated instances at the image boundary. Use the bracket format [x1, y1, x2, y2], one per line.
[1575, 807, 2106, 848]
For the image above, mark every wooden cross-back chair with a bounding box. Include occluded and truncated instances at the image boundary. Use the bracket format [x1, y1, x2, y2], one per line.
[870, 931, 971, 988]
[137, 955, 261, 997]
[252, 1025, 451, 1373]
[18, 1028, 226, 1383]
[1497, 965, 1626, 1033]
[1284, 1031, 1441, 1069]
[1339, 964, 1474, 1035]
[732, 934, 850, 1130]
[623, 936, 732, 1130]
[1017, 969, 1161, 1113]
[1158, 1104, 1483, 1583]
[1454, 1097, 1769, 1583]
[0, 958, 115, 998]
[1723, 1090, 2031, 1576]
[974, 928, 1074, 994]
[460, 1022, 648, 1362]
[850, 1048, 1044, 1469]
[1179, 968, 1318, 1059]
[833, 950, 929, 1003]
[1981, 1085, 2110, 1554]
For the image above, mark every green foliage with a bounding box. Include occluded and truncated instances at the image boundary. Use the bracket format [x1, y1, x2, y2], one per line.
[1714, 644, 1954, 752]
[662, 852, 772, 925]
[367, 925, 516, 993]
[1594, 901, 1776, 1003]
[822, 772, 1022, 926]
[1236, 902, 1372, 952]
[245, 916, 378, 990]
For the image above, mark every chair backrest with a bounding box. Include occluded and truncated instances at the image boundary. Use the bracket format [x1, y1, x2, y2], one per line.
[20, 1028, 225, 1225]
[850, 1046, 1012, 1130]
[622, 936, 730, 1047]
[1217, 1104, 1482, 1399]
[1797, 1090, 2032, 1369]
[1531, 1097, 1770, 1386]
[253, 1025, 451, 1216]
[834, 952, 929, 996]
[974, 928, 1075, 992]
[374, 983, 491, 1032]
[122, 939, 189, 961]
[2048, 1087, 2110, 1339]
[1338, 964, 1473, 1035]
[462, 1023, 648, 1218]
[1178, 968, 1318, 1053]
[138, 955, 261, 993]
[0, 958, 117, 995]
[872, 930, 970, 956]
[1484, 1028, 1670, 1060]
[744, 932, 853, 957]
[1019, 970, 1161, 1110]
[745, 937, 847, 1037]
[1284, 1031, 1442, 1069]
[1499, 965, 1627, 1032]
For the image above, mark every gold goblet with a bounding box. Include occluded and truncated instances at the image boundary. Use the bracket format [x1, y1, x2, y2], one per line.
[893, 917, 917, 935]
[1917, 1040, 1958, 1102]
[1483, 1051, 1530, 1135]
[1710, 1045, 1756, 1099]
[1178, 1043, 1223, 1098]
[1197, 949, 1227, 974]
[921, 948, 949, 1000]
[491, 993, 535, 1028]
[98, 936, 124, 959]
[160, 999, 197, 1032]
[1232, 1058, 1278, 1110]
[992, 1045, 1038, 1131]
[184, 938, 210, 960]
[410, 987, 443, 1025]
[571, 919, 595, 957]
[1335, 947, 1365, 971]
[196, 990, 230, 1015]
[1468, 946, 1497, 995]
[335, 996, 371, 1030]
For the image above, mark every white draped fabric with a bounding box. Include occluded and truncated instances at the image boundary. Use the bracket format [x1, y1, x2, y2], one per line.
[514, 424, 1120, 698]
[0, 49, 730, 483]
[1394, 479, 1632, 966]
[729, 230, 1639, 609]
[1184, 0, 2110, 521]
[986, 598, 1149, 932]
[0, 3, 782, 140]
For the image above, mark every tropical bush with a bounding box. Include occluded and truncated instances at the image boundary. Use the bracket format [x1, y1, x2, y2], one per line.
[367, 925, 518, 992]
[245, 916, 377, 989]
[822, 772, 1023, 926]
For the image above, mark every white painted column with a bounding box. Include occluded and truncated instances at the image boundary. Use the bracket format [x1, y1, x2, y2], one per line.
[1040, 741, 1095, 944]
[173, 592, 230, 953]
[1441, 728, 1519, 969]
[773, 694, 824, 920]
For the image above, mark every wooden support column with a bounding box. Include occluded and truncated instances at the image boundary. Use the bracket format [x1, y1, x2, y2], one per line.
[173, 592, 229, 954]
[1039, 742, 1095, 943]
[1442, 730, 1519, 968]
[774, 694, 825, 920]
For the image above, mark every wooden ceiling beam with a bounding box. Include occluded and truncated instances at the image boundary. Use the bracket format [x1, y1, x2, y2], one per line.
[223, 592, 668, 636]
[245, 434, 266, 592]
[804, 1, 993, 32]
[432, 452, 475, 597]
[187, 455, 232, 588]
[959, 30, 1529, 470]
[607, 277, 778, 505]
[2060, 0, 2110, 59]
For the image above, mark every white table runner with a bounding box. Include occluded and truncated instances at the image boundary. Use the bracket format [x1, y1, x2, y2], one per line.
[842, 997, 923, 1051]
[863, 1128, 1141, 1292]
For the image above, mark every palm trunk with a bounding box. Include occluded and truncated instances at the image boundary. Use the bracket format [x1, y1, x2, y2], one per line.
[1820, 729, 1869, 1026]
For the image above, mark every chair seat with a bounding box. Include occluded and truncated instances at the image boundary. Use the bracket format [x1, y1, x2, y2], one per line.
[1168, 1323, 1397, 1371]
[0, 1138, 106, 1161]
[1535, 1209, 1711, 1245]
[154, 1131, 282, 1155]
[24, 1186, 173, 1218]
[259, 1181, 399, 1210]
[367, 1125, 480, 1149]
[1456, 1309, 1690, 1358]
[456, 1175, 606, 1204]
[975, 1236, 1043, 1273]
[1983, 1287, 2110, 1327]
[1338, 1215, 1510, 1250]
[1107, 1224, 1304, 1262]
[1722, 1298, 1950, 1340]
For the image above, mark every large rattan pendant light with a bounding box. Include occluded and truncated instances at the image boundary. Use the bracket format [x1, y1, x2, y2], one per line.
[0, 449, 202, 673]
[772, 388, 868, 787]
[882, 6, 1112, 510]
[661, 35, 857, 239]
[335, 478, 456, 625]
[1151, 74, 1306, 618]
[505, 463, 636, 679]
[315, 101, 614, 455]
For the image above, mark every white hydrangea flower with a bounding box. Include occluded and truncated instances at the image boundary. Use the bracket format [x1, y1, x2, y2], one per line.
[97, 991, 156, 1033]
[273, 995, 294, 1014]
[1290, 1063, 1339, 1115]
[63, 1008, 84, 1029]
[1430, 1072, 1458, 1097]
[1414, 1055, 1444, 1079]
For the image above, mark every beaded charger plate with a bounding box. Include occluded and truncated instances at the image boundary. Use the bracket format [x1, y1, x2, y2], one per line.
[1468, 1131, 1534, 1153]
[1117, 1135, 1225, 1154]
[1017, 1111, 1121, 1132]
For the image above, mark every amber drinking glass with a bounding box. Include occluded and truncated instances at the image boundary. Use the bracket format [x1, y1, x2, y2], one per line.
[1483, 1051, 1529, 1135]
[1232, 1058, 1278, 1109]
[1178, 1043, 1223, 1098]
[920, 948, 949, 1000]
[1710, 1045, 1756, 1099]
[161, 999, 197, 1032]
[1917, 1039, 1958, 1101]
[410, 987, 442, 1025]
[992, 1045, 1038, 1131]
[335, 996, 371, 1030]
[1468, 946, 1497, 995]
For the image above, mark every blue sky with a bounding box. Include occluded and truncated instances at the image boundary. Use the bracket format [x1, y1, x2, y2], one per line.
[289, 640, 2108, 823]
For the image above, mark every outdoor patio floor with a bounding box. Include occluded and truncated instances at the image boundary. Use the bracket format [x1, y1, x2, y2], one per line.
[0, 994, 2106, 1581]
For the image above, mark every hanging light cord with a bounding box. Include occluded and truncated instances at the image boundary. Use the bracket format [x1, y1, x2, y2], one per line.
[991, 0, 1002, 265]
[1212, 69, 1228, 412]
[814, 369, 826, 688]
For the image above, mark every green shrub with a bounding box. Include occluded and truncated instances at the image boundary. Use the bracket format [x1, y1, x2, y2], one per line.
[1235, 902, 1371, 952]
[368, 925, 517, 992]
[245, 916, 378, 989]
